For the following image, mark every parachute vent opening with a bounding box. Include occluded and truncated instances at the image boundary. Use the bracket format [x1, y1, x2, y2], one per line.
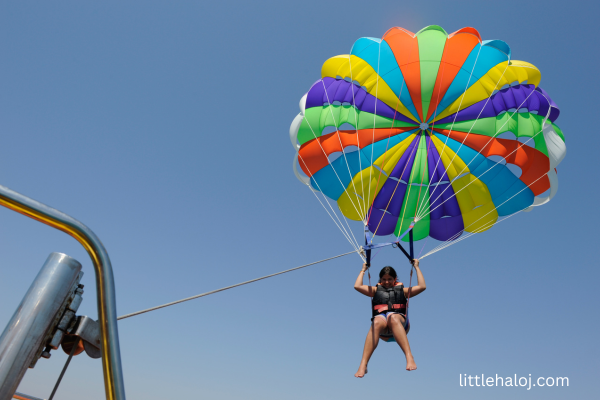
[451, 172, 470, 183]
[339, 122, 356, 131]
[344, 145, 360, 154]
[373, 165, 389, 177]
[506, 164, 523, 178]
[496, 131, 517, 140]
[431, 180, 450, 186]
[322, 126, 337, 136]
[517, 137, 536, 149]
[487, 155, 507, 165]
[327, 152, 343, 163]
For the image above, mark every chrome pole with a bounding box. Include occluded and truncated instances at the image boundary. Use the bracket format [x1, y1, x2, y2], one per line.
[0, 253, 82, 400]
[0, 185, 126, 400]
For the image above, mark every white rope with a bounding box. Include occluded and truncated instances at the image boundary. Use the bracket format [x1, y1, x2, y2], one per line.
[321, 79, 368, 219]
[416, 56, 509, 218]
[298, 154, 362, 252]
[417, 118, 546, 222]
[420, 169, 548, 258]
[347, 54, 368, 216]
[117, 249, 359, 320]
[420, 209, 524, 259]
[417, 68, 542, 220]
[366, 40, 383, 225]
[414, 44, 485, 218]
[300, 113, 363, 248]
[368, 132, 421, 240]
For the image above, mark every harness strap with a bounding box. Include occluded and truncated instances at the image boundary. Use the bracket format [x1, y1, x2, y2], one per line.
[373, 304, 406, 312]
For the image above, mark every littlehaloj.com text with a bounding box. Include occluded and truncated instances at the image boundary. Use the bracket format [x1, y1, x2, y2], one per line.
[459, 374, 568, 390]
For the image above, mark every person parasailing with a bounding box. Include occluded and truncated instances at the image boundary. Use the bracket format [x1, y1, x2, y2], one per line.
[353, 260, 426, 377]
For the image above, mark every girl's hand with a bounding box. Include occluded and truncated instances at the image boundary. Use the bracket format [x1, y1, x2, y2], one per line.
[411, 259, 420, 268]
[361, 263, 369, 272]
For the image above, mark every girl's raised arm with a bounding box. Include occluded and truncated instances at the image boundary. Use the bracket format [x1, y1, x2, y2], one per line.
[354, 263, 377, 297]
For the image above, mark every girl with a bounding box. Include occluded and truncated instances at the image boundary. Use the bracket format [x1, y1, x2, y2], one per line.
[354, 260, 426, 377]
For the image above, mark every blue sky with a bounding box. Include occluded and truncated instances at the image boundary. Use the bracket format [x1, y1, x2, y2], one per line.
[0, 1, 598, 399]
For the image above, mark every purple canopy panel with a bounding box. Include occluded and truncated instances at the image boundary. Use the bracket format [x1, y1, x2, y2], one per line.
[305, 79, 328, 109]
[426, 135, 450, 184]
[389, 135, 420, 182]
[536, 87, 560, 121]
[367, 207, 399, 236]
[372, 179, 408, 216]
[511, 84, 529, 107]
[436, 84, 559, 124]
[429, 216, 464, 241]
[357, 91, 414, 123]
[304, 78, 416, 124]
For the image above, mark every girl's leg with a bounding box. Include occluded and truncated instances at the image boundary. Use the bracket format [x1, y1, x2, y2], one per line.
[388, 314, 417, 371]
[355, 317, 386, 378]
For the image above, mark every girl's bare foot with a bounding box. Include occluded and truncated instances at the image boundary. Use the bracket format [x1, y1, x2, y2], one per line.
[406, 356, 417, 371]
[354, 365, 368, 378]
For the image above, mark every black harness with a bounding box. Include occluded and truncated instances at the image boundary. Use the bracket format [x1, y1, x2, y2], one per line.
[371, 284, 407, 320]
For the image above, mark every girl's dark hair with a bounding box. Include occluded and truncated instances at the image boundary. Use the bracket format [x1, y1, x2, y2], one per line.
[379, 266, 397, 279]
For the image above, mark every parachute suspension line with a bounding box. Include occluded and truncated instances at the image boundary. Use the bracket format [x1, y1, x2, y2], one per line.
[418, 82, 541, 219]
[347, 54, 367, 216]
[416, 76, 515, 219]
[321, 80, 368, 219]
[420, 209, 525, 259]
[417, 235, 430, 258]
[366, 40, 383, 225]
[414, 45, 485, 218]
[417, 118, 547, 222]
[369, 136, 421, 239]
[420, 171, 549, 258]
[364, 38, 412, 227]
[117, 249, 360, 320]
[366, 31, 421, 232]
[300, 113, 366, 242]
[415, 49, 512, 218]
[412, 129, 435, 224]
[297, 154, 362, 252]
[416, 65, 538, 220]
[364, 109, 410, 227]
[307, 184, 361, 253]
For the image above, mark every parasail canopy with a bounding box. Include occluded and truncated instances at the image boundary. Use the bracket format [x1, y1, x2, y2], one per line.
[290, 25, 566, 249]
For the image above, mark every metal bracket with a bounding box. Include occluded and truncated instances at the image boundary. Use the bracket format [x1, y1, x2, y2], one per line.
[61, 316, 101, 359]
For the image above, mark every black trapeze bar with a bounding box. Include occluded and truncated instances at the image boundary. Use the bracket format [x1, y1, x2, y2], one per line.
[393, 230, 414, 262]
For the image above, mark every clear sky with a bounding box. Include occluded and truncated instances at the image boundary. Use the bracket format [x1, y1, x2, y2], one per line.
[0, 1, 597, 399]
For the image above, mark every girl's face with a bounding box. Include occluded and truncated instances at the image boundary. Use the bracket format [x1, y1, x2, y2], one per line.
[380, 274, 396, 288]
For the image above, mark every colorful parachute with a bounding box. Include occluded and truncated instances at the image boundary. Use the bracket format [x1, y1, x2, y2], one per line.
[290, 25, 566, 244]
